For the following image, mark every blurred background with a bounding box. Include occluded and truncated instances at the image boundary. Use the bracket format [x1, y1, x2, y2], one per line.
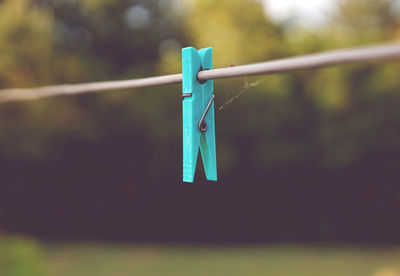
[1, 0, 400, 275]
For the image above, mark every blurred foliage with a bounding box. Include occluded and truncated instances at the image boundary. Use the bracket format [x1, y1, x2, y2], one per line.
[182, 0, 285, 66]
[0, 0, 54, 87]
[43, 244, 400, 276]
[0, 235, 47, 276]
[0, 0, 400, 242]
[0, 0, 397, 167]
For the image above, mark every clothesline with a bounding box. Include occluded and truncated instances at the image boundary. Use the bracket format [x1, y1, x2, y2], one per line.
[0, 42, 399, 103]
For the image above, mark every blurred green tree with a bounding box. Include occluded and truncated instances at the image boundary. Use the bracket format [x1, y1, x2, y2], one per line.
[182, 0, 285, 66]
[0, 0, 54, 88]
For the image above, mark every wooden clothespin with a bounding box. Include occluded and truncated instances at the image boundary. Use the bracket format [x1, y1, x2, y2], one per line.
[182, 47, 217, 183]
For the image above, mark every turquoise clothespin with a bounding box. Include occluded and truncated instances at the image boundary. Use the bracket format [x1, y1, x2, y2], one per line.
[182, 47, 217, 183]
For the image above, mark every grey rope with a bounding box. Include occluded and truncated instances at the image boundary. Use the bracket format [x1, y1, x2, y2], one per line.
[198, 43, 400, 81]
[0, 42, 399, 103]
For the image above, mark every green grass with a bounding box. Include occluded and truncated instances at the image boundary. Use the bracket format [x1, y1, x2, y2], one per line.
[43, 244, 400, 276]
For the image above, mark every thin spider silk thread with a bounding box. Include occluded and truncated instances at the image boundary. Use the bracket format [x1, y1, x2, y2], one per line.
[218, 79, 264, 111]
